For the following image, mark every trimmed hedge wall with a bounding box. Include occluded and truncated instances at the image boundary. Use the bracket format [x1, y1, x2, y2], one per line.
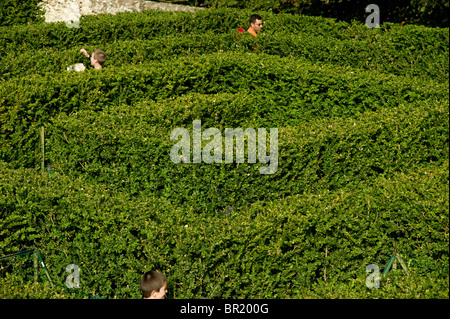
[0, 159, 448, 298]
[40, 97, 448, 213]
[1, 52, 447, 166]
[1, 9, 446, 83]
[0, 7, 448, 299]
[1, 8, 447, 55]
[1, 26, 448, 82]
[0, 0, 44, 27]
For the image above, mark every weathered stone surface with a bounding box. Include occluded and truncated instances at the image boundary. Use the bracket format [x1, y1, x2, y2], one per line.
[40, 0, 81, 24]
[40, 0, 202, 24]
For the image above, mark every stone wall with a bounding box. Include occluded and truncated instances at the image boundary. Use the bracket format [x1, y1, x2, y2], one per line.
[40, 0, 202, 24]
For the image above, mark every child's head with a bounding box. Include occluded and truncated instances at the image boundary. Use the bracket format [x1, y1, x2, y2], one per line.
[140, 271, 167, 299]
[90, 49, 107, 68]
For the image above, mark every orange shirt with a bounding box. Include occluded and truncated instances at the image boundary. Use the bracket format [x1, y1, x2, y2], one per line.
[247, 26, 257, 37]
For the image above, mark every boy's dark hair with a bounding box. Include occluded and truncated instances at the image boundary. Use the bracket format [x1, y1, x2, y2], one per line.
[250, 14, 262, 24]
[93, 49, 107, 65]
[140, 271, 166, 298]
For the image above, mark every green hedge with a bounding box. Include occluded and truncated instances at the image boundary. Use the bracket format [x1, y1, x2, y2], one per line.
[1, 52, 447, 167]
[0, 0, 44, 27]
[1, 26, 447, 82]
[0, 8, 245, 53]
[0, 160, 447, 298]
[0, 275, 78, 299]
[39, 97, 448, 214]
[1, 8, 446, 82]
[1, 8, 447, 53]
[1, 7, 448, 299]
[0, 32, 239, 81]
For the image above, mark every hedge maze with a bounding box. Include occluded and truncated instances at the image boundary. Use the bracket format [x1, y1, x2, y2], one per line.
[0, 8, 448, 298]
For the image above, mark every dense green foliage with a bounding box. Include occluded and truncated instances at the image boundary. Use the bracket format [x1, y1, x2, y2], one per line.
[0, 0, 44, 27]
[0, 7, 448, 299]
[1, 14, 448, 81]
